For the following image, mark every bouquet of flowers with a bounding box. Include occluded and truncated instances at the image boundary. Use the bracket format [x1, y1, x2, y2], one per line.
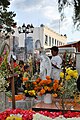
[33, 76, 55, 96]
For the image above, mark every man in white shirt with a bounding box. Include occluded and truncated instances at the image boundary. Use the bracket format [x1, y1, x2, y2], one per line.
[50, 46, 62, 80]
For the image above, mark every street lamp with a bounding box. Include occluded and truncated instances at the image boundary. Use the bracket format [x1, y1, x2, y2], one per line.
[18, 23, 34, 61]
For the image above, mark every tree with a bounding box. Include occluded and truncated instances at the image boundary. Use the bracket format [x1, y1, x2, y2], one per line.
[0, 0, 16, 33]
[58, 0, 80, 29]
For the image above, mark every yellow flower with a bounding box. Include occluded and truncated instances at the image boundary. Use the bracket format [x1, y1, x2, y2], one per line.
[73, 72, 78, 79]
[28, 90, 36, 96]
[32, 90, 36, 95]
[66, 68, 71, 73]
[67, 70, 74, 76]
[66, 75, 71, 80]
[24, 90, 28, 93]
[60, 72, 64, 78]
[6, 116, 22, 120]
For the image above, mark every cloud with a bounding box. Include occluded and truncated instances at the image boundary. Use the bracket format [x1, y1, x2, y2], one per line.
[10, 0, 46, 11]
[9, 0, 60, 25]
[8, 0, 80, 42]
[43, 6, 60, 20]
[10, 0, 57, 12]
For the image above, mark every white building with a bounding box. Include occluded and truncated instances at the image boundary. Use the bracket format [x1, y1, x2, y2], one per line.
[14, 24, 67, 48]
[32, 24, 67, 49]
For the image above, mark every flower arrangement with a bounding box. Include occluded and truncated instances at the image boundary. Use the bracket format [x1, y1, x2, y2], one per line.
[33, 76, 55, 96]
[23, 76, 54, 98]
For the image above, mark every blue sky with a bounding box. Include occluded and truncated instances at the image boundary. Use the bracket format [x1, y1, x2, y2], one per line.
[8, 0, 80, 42]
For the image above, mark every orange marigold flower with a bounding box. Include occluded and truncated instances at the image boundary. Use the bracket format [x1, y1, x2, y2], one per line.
[39, 80, 46, 85]
[46, 76, 50, 80]
[47, 80, 52, 84]
[40, 89, 45, 95]
[54, 80, 59, 83]
[47, 87, 51, 91]
[36, 77, 41, 83]
[33, 81, 37, 85]
[53, 83, 59, 91]
[22, 77, 28, 81]
[52, 93, 58, 98]
[34, 87, 38, 91]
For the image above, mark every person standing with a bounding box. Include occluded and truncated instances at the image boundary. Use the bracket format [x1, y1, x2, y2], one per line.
[50, 46, 62, 80]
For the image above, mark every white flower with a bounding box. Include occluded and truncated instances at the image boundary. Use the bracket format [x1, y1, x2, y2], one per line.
[0, 73, 8, 92]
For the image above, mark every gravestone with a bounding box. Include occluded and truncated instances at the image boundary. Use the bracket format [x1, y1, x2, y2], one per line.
[76, 52, 80, 75]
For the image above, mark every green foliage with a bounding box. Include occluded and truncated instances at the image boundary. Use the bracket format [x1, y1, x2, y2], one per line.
[0, 0, 10, 8]
[1, 9, 16, 27]
[0, 0, 16, 33]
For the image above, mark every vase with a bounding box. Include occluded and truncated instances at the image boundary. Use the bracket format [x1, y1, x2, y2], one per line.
[43, 93, 52, 104]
